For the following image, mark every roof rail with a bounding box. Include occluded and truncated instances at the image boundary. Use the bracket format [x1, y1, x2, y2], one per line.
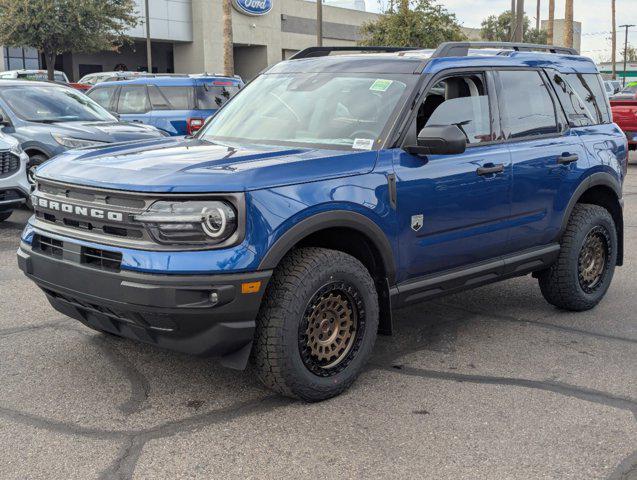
[290, 46, 418, 59]
[431, 41, 578, 58]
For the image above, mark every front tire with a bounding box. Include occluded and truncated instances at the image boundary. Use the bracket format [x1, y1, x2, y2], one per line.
[252, 247, 379, 401]
[27, 154, 48, 184]
[0, 210, 12, 222]
[538, 204, 617, 311]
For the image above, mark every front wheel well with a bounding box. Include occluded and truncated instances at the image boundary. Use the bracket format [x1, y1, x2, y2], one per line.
[574, 185, 623, 266]
[24, 148, 48, 160]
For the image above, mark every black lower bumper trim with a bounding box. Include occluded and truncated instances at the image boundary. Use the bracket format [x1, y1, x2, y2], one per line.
[18, 243, 272, 368]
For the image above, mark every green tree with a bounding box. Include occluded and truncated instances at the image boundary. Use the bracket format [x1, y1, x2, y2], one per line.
[480, 10, 547, 44]
[0, 0, 138, 81]
[623, 46, 637, 62]
[359, 0, 466, 48]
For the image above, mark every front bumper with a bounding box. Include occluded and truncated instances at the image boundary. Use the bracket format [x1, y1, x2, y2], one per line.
[0, 152, 31, 211]
[17, 242, 272, 369]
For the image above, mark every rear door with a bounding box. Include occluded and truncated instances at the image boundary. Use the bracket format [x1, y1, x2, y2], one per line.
[496, 69, 589, 252]
[149, 85, 195, 136]
[116, 85, 152, 125]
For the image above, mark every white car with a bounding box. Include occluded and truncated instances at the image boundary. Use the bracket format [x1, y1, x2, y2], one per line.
[0, 69, 69, 83]
[0, 133, 30, 222]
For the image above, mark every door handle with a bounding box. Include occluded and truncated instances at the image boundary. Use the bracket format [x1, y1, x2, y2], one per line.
[557, 153, 579, 164]
[476, 164, 504, 176]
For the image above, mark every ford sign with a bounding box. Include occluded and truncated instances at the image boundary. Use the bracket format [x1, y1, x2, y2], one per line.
[232, 0, 272, 16]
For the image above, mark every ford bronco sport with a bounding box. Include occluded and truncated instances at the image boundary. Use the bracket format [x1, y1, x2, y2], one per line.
[18, 42, 628, 401]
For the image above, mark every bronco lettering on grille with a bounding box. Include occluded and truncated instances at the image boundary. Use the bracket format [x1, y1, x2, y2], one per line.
[36, 197, 124, 222]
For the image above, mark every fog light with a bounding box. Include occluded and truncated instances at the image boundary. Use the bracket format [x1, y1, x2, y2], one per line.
[210, 291, 219, 305]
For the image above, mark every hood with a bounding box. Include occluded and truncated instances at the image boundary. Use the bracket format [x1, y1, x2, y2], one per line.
[28, 120, 164, 142]
[35, 138, 378, 192]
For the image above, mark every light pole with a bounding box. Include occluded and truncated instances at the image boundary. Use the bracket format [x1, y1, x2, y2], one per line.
[317, 0, 323, 47]
[619, 24, 635, 87]
[144, 0, 152, 73]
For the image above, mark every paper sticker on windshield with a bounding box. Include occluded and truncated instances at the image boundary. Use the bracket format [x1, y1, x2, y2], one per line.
[353, 138, 374, 150]
[370, 79, 393, 92]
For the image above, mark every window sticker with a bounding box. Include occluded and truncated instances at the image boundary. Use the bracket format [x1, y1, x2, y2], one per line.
[352, 138, 374, 150]
[369, 79, 393, 92]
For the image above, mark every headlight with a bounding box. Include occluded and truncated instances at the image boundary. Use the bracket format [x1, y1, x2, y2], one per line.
[134, 201, 237, 246]
[51, 133, 108, 149]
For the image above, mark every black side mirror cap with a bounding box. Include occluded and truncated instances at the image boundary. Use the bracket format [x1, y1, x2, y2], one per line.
[404, 125, 467, 156]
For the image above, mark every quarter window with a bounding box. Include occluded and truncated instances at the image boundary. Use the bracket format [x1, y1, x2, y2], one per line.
[117, 86, 150, 114]
[563, 73, 611, 124]
[498, 70, 559, 139]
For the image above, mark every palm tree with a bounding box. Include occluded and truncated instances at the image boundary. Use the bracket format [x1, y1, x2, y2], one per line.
[565, 0, 574, 49]
[222, 0, 234, 76]
[610, 0, 617, 80]
[547, 0, 555, 44]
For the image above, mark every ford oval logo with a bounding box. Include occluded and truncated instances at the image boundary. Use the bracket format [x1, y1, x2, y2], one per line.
[232, 0, 272, 16]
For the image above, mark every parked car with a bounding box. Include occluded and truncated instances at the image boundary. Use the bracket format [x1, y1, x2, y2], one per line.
[605, 80, 622, 95]
[611, 82, 637, 101]
[0, 132, 30, 222]
[0, 69, 69, 83]
[75, 71, 151, 89]
[86, 75, 244, 136]
[19, 42, 627, 402]
[0, 80, 167, 180]
[604, 81, 614, 97]
[610, 95, 637, 150]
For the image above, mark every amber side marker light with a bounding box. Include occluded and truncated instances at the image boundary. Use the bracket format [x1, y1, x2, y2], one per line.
[241, 281, 262, 294]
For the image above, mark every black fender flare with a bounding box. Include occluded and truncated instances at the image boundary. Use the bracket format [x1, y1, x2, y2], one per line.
[558, 172, 624, 264]
[258, 210, 397, 285]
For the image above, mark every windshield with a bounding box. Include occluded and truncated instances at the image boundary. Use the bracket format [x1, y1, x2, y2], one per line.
[199, 73, 413, 149]
[17, 72, 68, 83]
[1, 85, 116, 123]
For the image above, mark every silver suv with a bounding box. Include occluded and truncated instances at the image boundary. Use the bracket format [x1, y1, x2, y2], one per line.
[0, 132, 29, 222]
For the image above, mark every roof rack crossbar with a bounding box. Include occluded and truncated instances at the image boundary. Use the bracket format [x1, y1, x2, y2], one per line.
[431, 42, 578, 58]
[290, 46, 419, 60]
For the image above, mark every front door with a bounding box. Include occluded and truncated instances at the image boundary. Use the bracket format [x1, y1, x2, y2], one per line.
[391, 71, 513, 283]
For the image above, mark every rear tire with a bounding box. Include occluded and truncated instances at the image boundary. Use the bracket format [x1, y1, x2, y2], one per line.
[252, 247, 379, 402]
[538, 204, 617, 311]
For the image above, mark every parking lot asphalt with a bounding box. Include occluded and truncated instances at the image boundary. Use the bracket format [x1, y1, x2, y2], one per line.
[1, 158, 636, 480]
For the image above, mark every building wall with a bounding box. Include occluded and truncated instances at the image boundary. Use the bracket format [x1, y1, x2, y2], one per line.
[541, 19, 582, 52]
[129, 0, 193, 42]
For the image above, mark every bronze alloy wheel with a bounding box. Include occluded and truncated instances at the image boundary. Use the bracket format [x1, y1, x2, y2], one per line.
[299, 281, 366, 377]
[578, 225, 611, 294]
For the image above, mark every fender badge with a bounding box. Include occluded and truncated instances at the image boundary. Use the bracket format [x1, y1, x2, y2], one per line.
[411, 214, 423, 232]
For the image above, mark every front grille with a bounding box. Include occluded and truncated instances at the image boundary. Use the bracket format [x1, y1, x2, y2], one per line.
[33, 233, 122, 271]
[0, 151, 20, 178]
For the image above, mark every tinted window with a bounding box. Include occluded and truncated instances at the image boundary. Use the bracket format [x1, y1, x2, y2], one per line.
[156, 86, 193, 110]
[148, 86, 170, 110]
[498, 71, 558, 138]
[417, 75, 492, 144]
[117, 86, 149, 114]
[195, 84, 240, 109]
[88, 87, 116, 110]
[548, 72, 595, 127]
[564, 73, 610, 124]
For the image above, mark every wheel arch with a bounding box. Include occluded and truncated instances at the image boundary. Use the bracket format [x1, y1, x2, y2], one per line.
[560, 172, 624, 266]
[257, 210, 397, 334]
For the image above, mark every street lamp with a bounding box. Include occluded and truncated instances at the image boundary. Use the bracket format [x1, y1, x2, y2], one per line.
[619, 24, 635, 87]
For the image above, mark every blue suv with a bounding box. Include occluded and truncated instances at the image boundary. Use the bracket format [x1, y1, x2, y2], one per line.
[86, 75, 243, 136]
[18, 43, 628, 401]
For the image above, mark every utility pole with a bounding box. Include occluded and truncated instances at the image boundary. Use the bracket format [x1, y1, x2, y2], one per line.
[611, 0, 617, 80]
[536, 0, 541, 31]
[510, 0, 516, 41]
[515, 0, 525, 42]
[564, 0, 574, 49]
[547, 0, 555, 44]
[144, 0, 152, 73]
[317, 0, 323, 47]
[620, 24, 635, 87]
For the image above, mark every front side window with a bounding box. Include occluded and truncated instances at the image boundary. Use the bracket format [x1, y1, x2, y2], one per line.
[417, 74, 492, 144]
[498, 70, 559, 139]
[199, 73, 414, 149]
[117, 86, 149, 114]
[0, 86, 116, 122]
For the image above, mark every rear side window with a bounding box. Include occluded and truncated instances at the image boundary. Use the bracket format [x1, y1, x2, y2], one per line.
[117, 86, 150, 114]
[195, 84, 240, 110]
[88, 87, 116, 110]
[497, 70, 559, 139]
[156, 86, 194, 110]
[564, 73, 611, 124]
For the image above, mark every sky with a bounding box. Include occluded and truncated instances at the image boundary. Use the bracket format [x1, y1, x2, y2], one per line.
[363, 0, 637, 62]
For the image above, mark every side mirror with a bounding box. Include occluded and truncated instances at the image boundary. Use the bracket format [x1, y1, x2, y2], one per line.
[0, 113, 10, 127]
[404, 125, 467, 156]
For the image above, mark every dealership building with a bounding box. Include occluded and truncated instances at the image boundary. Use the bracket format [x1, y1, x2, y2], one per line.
[1, 0, 379, 82]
